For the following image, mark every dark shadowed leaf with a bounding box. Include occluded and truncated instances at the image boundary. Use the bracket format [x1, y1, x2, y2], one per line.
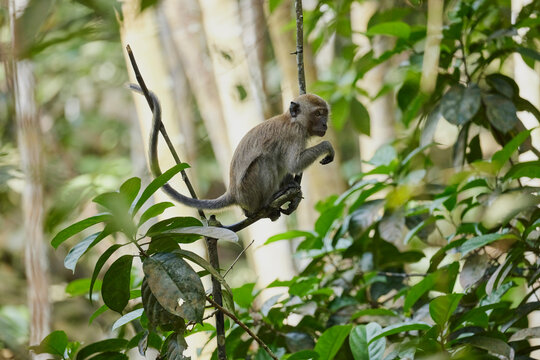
[140, 0, 159, 12]
[89, 244, 124, 302]
[461, 336, 515, 360]
[440, 84, 481, 125]
[76, 339, 128, 360]
[288, 350, 320, 360]
[314, 325, 353, 360]
[143, 252, 205, 322]
[460, 233, 514, 256]
[165, 333, 190, 360]
[142, 278, 185, 331]
[460, 253, 490, 290]
[486, 74, 518, 99]
[350, 323, 385, 360]
[509, 327, 540, 342]
[285, 332, 315, 353]
[102, 255, 133, 313]
[378, 211, 405, 243]
[483, 93, 518, 133]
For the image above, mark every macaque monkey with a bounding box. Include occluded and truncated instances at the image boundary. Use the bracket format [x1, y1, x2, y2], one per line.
[130, 84, 334, 220]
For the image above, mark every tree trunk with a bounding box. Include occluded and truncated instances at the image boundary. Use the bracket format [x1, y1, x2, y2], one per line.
[10, 0, 50, 355]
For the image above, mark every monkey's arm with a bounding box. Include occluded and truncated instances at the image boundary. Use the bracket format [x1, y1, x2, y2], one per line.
[287, 140, 334, 174]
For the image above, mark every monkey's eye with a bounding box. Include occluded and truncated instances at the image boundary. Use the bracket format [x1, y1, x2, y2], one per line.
[317, 110, 325, 116]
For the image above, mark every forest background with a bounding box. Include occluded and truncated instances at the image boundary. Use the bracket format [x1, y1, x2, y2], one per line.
[1, 0, 540, 359]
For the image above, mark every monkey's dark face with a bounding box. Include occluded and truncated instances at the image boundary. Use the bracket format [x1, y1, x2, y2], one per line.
[309, 108, 329, 137]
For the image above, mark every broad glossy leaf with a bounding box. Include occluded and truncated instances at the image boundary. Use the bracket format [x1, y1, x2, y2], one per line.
[143, 252, 205, 322]
[112, 308, 144, 331]
[367, 21, 411, 39]
[232, 283, 256, 309]
[142, 278, 184, 331]
[315, 204, 344, 236]
[331, 96, 350, 130]
[285, 332, 315, 353]
[378, 211, 405, 243]
[288, 350, 320, 360]
[460, 253, 490, 290]
[350, 97, 370, 135]
[403, 273, 436, 312]
[486, 73, 518, 99]
[352, 308, 398, 319]
[102, 255, 133, 313]
[501, 302, 540, 332]
[64, 225, 114, 272]
[314, 325, 353, 360]
[429, 294, 463, 328]
[145, 216, 202, 237]
[119, 177, 141, 211]
[461, 336, 515, 360]
[350, 323, 385, 360]
[51, 213, 112, 248]
[76, 339, 128, 360]
[504, 160, 540, 181]
[30, 330, 68, 356]
[492, 125, 531, 167]
[368, 145, 396, 167]
[483, 93, 518, 133]
[440, 84, 481, 125]
[133, 163, 189, 215]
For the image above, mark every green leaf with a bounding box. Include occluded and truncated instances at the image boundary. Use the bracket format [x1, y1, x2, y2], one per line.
[368, 145, 396, 167]
[64, 227, 113, 273]
[460, 336, 515, 360]
[486, 74, 518, 99]
[119, 177, 141, 212]
[85, 352, 127, 360]
[314, 325, 353, 360]
[350, 323, 386, 360]
[51, 213, 112, 249]
[14, 0, 55, 56]
[440, 84, 481, 126]
[509, 327, 540, 342]
[331, 97, 350, 130]
[460, 233, 514, 256]
[112, 308, 144, 331]
[140, 0, 159, 12]
[350, 98, 370, 135]
[429, 294, 463, 328]
[138, 202, 174, 227]
[146, 216, 203, 237]
[351, 309, 398, 320]
[483, 93, 519, 133]
[173, 249, 234, 312]
[88, 305, 108, 325]
[232, 283, 256, 309]
[30, 330, 68, 356]
[517, 46, 540, 63]
[369, 322, 431, 344]
[142, 278, 185, 331]
[89, 244, 124, 302]
[164, 333, 189, 360]
[66, 278, 95, 297]
[504, 160, 540, 181]
[76, 339, 129, 360]
[143, 252, 205, 322]
[269, 0, 285, 13]
[404, 273, 436, 312]
[102, 255, 133, 313]
[264, 230, 316, 245]
[315, 204, 344, 236]
[367, 21, 411, 39]
[132, 163, 189, 215]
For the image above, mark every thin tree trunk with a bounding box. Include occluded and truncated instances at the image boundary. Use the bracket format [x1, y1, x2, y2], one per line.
[10, 0, 50, 354]
[420, 0, 443, 94]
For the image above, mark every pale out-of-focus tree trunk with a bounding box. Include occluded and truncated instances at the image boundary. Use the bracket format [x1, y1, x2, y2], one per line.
[10, 0, 50, 356]
[199, 0, 296, 295]
[351, 1, 395, 163]
[119, 2, 208, 358]
[264, 0, 345, 230]
[420, 0, 443, 94]
[161, 0, 232, 174]
[239, 0, 270, 117]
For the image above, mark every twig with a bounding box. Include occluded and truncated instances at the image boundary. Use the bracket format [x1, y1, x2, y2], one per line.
[378, 271, 428, 278]
[206, 295, 278, 360]
[126, 45, 226, 360]
[224, 240, 255, 278]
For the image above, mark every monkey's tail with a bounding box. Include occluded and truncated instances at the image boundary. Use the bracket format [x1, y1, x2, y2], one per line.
[128, 83, 236, 210]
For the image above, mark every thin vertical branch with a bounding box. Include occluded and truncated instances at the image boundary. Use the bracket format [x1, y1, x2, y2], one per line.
[294, 0, 306, 95]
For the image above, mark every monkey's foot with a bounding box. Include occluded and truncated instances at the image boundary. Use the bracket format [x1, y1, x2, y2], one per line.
[270, 186, 302, 216]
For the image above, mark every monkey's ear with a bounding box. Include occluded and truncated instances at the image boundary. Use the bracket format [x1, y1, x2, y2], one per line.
[289, 101, 300, 118]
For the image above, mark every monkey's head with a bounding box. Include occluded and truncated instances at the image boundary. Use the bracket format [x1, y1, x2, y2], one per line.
[289, 94, 330, 137]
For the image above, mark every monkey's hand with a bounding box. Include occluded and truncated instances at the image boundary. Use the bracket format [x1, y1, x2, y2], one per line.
[319, 142, 335, 165]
